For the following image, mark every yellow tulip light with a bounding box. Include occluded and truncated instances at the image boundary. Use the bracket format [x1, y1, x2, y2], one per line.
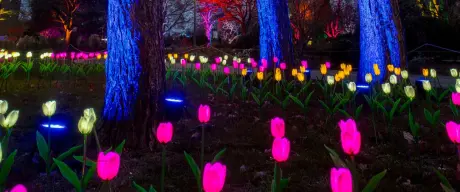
[387, 64, 394, 72]
[320, 64, 327, 75]
[257, 72, 264, 81]
[0, 110, 19, 129]
[327, 76, 335, 85]
[422, 80, 432, 92]
[382, 83, 391, 95]
[346, 64, 352, 72]
[451, 69, 458, 78]
[237, 58, 241, 63]
[334, 74, 341, 82]
[347, 82, 356, 92]
[430, 69, 437, 78]
[297, 73, 305, 82]
[184, 53, 189, 59]
[422, 68, 429, 77]
[42, 100, 57, 117]
[79, 109, 96, 135]
[394, 67, 401, 75]
[299, 66, 306, 73]
[173, 53, 178, 59]
[344, 69, 350, 76]
[0, 100, 7, 115]
[291, 69, 298, 77]
[222, 60, 227, 65]
[456, 83, 460, 93]
[275, 72, 282, 82]
[338, 71, 345, 80]
[401, 70, 409, 79]
[373, 63, 379, 70]
[275, 68, 281, 74]
[404, 86, 416, 100]
[365, 73, 373, 84]
[241, 68, 247, 76]
[340, 63, 346, 70]
[167, 53, 172, 60]
[374, 68, 381, 76]
[389, 74, 398, 85]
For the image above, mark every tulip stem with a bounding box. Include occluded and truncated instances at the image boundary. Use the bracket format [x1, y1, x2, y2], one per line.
[82, 135, 87, 178]
[161, 145, 166, 192]
[93, 126, 102, 152]
[274, 162, 281, 192]
[201, 123, 205, 172]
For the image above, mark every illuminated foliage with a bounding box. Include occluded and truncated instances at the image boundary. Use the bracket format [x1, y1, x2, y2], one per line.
[52, 0, 80, 46]
[0, 0, 13, 21]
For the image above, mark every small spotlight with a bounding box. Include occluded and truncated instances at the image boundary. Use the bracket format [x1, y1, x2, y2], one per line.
[357, 84, 370, 89]
[41, 124, 66, 129]
[164, 90, 187, 122]
[165, 98, 184, 103]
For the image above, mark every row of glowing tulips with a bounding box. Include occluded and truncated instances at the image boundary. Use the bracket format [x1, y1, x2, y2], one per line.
[0, 94, 460, 192]
[0, 50, 108, 60]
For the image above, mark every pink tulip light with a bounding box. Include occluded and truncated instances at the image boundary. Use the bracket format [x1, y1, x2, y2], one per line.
[338, 119, 361, 156]
[453, 93, 460, 106]
[10, 184, 27, 192]
[251, 61, 258, 68]
[203, 162, 227, 192]
[198, 105, 211, 123]
[259, 66, 265, 72]
[325, 61, 331, 69]
[330, 168, 353, 192]
[223, 67, 230, 75]
[239, 63, 245, 69]
[71, 52, 75, 59]
[215, 57, 221, 63]
[211, 64, 217, 71]
[273, 57, 279, 63]
[97, 152, 120, 181]
[232, 61, 238, 68]
[261, 59, 268, 68]
[156, 122, 173, 144]
[270, 117, 285, 138]
[195, 63, 201, 70]
[301, 60, 308, 68]
[280, 63, 286, 70]
[181, 59, 186, 66]
[446, 121, 460, 144]
[272, 137, 290, 162]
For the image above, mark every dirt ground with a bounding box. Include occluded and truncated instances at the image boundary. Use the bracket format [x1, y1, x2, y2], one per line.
[1, 73, 459, 192]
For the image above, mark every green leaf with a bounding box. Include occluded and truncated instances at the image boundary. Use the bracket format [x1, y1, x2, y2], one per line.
[424, 108, 433, 124]
[389, 99, 401, 121]
[115, 140, 126, 155]
[355, 105, 363, 119]
[0, 150, 17, 185]
[434, 110, 441, 124]
[289, 95, 304, 109]
[53, 158, 81, 191]
[399, 100, 411, 114]
[437, 89, 450, 104]
[36, 131, 49, 164]
[324, 145, 346, 167]
[433, 168, 454, 190]
[184, 151, 201, 179]
[50, 145, 82, 171]
[212, 148, 227, 163]
[149, 185, 158, 192]
[73, 156, 96, 167]
[251, 93, 261, 105]
[133, 181, 147, 192]
[279, 178, 289, 190]
[318, 100, 331, 113]
[440, 183, 455, 192]
[338, 109, 351, 117]
[361, 170, 387, 192]
[82, 164, 96, 189]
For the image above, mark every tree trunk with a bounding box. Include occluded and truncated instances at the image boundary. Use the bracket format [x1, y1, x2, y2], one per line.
[101, 0, 165, 148]
[257, 0, 294, 68]
[390, 0, 407, 68]
[64, 29, 71, 47]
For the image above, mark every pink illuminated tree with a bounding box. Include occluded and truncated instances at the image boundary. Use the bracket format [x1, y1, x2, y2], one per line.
[198, 1, 219, 43]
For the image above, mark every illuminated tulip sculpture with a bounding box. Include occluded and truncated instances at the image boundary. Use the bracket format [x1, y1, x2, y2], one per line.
[330, 168, 353, 192]
[78, 108, 97, 176]
[338, 119, 361, 157]
[453, 93, 460, 106]
[97, 152, 120, 181]
[451, 69, 458, 78]
[198, 105, 211, 171]
[446, 121, 460, 181]
[271, 117, 285, 138]
[0, 100, 8, 115]
[405, 86, 416, 100]
[0, 110, 19, 129]
[347, 82, 356, 93]
[10, 184, 27, 192]
[156, 122, 173, 192]
[272, 137, 290, 192]
[203, 162, 227, 192]
[42, 100, 57, 177]
[327, 76, 335, 85]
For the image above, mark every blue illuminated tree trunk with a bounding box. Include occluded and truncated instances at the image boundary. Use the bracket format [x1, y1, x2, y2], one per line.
[103, 0, 165, 147]
[357, 0, 403, 83]
[257, 0, 294, 68]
